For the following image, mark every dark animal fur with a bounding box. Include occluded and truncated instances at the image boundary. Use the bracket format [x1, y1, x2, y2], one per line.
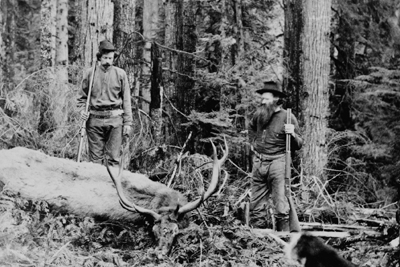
[286, 232, 356, 267]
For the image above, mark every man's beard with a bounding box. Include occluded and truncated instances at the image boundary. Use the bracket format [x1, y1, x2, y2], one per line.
[253, 101, 279, 130]
[103, 63, 111, 69]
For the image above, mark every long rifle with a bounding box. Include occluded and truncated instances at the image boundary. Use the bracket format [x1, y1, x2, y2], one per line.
[77, 62, 97, 162]
[285, 108, 301, 232]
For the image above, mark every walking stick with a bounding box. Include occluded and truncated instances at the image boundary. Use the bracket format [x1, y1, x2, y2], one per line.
[286, 108, 301, 232]
[77, 62, 97, 162]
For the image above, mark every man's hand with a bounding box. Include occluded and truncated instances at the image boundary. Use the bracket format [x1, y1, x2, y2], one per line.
[123, 125, 132, 136]
[284, 123, 295, 136]
[80, 110, 89, 122]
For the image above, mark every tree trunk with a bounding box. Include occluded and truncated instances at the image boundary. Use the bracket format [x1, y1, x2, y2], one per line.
[51, 0, 70, 140]
[38, 0, 57, 135]
[113, 0, 136, 87]
[0, 0, 4, 85]
[1, 0, 16, 92]
[40, 0, 57, 69]
[150, 43, 163, 145]
[284, 0, 303, 114]
[78, 0, 114, 67]
[233, 0, 244, 57]
[113, 0, 137, 167]
[163, 0, 178, 144]
[56, 0, 68, 84]
[141, 0, 159, 115]
[301, 0, 331, 180]
[176, 0, 196, 115]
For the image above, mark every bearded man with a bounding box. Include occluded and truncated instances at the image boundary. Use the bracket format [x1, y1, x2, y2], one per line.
[248, 81, 303, 231]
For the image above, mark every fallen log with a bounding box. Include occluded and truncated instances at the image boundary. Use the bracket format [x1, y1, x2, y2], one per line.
[305, 207, 396, 220]
[0, 147, 187, 222]
[251, 228, 351, 238]
[300, 222, 380, 232]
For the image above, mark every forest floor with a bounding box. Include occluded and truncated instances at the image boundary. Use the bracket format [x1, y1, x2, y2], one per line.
[0, 148, 399, 267]
[0, 188, 399, 267]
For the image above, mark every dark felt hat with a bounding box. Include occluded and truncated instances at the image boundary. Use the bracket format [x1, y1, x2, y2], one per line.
[255, 81, 286, 97]
[99, 40, 116, 53]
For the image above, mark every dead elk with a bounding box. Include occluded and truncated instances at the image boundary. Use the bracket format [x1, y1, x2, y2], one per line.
[106, 138, 229, 256]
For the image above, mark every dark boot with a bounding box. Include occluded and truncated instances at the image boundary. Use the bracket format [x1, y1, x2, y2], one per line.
[275, 218, 289, 232]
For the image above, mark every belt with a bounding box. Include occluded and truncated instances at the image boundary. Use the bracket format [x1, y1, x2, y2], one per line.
[90, 109, 124, 118]
[253, 150, 284, 161]
[91, 106, 122, 111]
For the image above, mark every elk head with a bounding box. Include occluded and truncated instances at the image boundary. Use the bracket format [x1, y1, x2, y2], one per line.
[106, 137, 229, 256]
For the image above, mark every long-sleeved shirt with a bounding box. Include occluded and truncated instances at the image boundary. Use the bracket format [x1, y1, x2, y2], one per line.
[248, 109, 302, 157]
[78, 64, 133, 126]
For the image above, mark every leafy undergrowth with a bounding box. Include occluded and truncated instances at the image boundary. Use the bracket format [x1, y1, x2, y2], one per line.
[0, 188, 399, 267]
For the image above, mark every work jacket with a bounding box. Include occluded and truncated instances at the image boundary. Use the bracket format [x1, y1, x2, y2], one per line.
[78, 64, 133, 126]
[249, 109, 303, 157]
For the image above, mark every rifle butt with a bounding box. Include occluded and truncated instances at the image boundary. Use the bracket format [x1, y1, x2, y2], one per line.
[288, 196, 301, 232]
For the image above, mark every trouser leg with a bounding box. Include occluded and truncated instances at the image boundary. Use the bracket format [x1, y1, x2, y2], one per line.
[269, 156, 290, 231]
[249, 157, 272, 228]
[86, 118, 106, 165]
[86, 116, 123, 166]
[105, 122, 123, 166]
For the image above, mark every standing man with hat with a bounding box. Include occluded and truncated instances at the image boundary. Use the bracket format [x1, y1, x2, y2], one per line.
[78, 40, 133, 166]
[248, 81, 303, 231]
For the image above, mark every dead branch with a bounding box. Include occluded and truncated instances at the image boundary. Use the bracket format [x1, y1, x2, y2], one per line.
[167, 131, 192, 187]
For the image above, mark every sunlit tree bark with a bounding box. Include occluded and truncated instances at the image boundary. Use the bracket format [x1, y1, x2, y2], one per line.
[141, 0, 159, 115]
[40, 0, 56, 69]
[163, 0, 178, 143]
[38, 0, 70, 136]
[114, 0, 136, 87]
[78, 0, 114, 66]
[113, 0, 137, 163]
[56, 0, 68, 84]
[141, 0, 165, 145]
[301, 0, 331, 180]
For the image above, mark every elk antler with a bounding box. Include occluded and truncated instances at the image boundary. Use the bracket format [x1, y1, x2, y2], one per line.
[177, 136, 229, 215]
[106, 159, 162, 221]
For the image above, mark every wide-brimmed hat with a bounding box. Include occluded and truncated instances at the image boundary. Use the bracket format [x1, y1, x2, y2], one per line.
[98, 40, 116, 53]
[255, 81, 287, 97]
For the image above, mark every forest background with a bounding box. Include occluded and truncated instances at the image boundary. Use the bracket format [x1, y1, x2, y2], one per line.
[0, 0, 400, 266]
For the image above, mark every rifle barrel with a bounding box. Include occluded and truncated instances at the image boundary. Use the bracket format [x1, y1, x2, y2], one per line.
[77, 62, 97, 162]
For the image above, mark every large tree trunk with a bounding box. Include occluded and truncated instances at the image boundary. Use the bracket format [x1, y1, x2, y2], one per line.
[163, 0, 178, 144]
[113, 0, 136, 86]
[301, 0, 331, 180]
[52, 0, 70, 140]
[141, 0, 159, 115]
[113, 0, 137, 166]
[284, 0, 303, 115]
[176, 0, 196, 116]
[40, 0, 57, 69]
[38, 0, 57, 135]
[78, 0, 114, 67]
[38, 0, 70, 137]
